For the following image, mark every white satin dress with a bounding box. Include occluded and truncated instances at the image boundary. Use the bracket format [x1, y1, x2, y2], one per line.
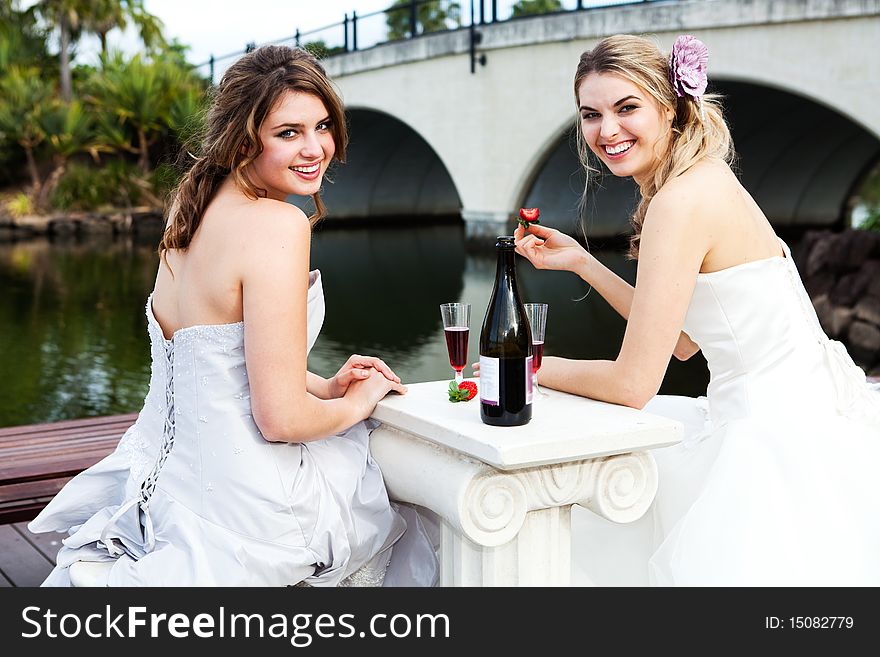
[29, 271, 438, 587]
[572, 240, 880, 586]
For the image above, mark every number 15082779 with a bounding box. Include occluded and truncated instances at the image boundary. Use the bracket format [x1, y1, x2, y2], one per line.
[765, 617, 854, 629]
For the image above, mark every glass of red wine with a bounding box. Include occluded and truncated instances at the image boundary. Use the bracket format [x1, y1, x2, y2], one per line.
[524, 303, 548, 396]
[440, 302, 470, 385]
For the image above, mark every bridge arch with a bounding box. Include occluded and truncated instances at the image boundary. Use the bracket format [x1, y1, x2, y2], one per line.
[294, 108, 461, 221]
[520, 78, 880, 238]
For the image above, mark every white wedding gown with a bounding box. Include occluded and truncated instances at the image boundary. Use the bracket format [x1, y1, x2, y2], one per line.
[572, 239, 880, 586]
[29, 270, 438, 586]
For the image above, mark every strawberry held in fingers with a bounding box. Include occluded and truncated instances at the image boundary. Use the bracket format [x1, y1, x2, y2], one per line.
[517, 207, 540, 230]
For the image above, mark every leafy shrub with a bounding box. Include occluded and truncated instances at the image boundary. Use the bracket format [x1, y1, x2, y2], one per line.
[50, 161, 143, 211]
[6, 191, 34, 217]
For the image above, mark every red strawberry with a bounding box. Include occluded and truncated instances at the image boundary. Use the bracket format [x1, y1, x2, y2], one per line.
[448, 380, 478, 402]
[517, 207, 540, 229]
[458, 381, 478, 401]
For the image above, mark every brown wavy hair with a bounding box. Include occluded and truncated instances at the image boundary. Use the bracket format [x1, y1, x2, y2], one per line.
[159, 45, 348, 259]
[574, 35, 733, 258]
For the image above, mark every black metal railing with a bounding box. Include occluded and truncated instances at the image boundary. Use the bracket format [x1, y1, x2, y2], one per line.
[196, 0, 666, 81]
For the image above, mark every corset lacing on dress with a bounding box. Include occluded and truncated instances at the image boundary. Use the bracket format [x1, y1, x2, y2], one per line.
[781, 248, 880, 427]
[99, 338, 176, 556]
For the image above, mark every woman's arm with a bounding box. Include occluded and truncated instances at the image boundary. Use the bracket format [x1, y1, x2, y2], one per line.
[515, 223, 699, 361]
[240, 202, 405, 442]
[538, 186, 707, 408]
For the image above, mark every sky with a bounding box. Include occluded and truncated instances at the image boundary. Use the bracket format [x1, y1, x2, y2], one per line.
[139, 0, 394, 67]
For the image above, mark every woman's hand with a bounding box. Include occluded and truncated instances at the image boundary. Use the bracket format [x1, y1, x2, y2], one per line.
[328, 354, 401, 399]
[514, 223, 589, 274]
[345, 368, 408, 417]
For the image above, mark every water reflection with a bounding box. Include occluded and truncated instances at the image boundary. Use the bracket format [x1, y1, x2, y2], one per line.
[0, 223, 709, 427]
[0, 236, 158, 426]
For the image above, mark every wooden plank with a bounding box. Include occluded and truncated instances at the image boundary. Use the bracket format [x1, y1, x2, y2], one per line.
[13, 522, 62, 564]
[0, 424, 132, 447]
[0, 413, 138, 439]
[0, 419, 135, 447]
[0, 449, 117, 484]
[0, 413, 133, 525]
[0, 524, 53, 586]
[0, 478, 69, 504]
[0, 497, 54, 525]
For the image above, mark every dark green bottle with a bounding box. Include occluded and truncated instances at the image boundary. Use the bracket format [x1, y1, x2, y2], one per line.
[479, 236, 533, 426]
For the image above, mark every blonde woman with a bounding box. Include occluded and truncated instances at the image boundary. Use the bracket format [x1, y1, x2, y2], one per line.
[514, 35, 880, 585]
[29, 46, 437, 587]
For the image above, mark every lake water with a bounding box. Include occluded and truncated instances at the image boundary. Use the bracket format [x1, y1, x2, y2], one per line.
[0, 223, 709, 427]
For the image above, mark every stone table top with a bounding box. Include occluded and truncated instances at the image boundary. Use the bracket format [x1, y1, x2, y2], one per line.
[372, 379, 682, 471]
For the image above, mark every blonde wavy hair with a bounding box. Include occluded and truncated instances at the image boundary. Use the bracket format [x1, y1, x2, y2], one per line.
[574, 35, 734, 258]
[159, 45, 347, 260]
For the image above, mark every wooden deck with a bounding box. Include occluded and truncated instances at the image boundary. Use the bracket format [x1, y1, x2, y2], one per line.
[0, 522, 60, 586]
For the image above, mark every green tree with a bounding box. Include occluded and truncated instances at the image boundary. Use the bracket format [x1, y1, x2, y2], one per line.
[88, 51, 204, 174]
[302, 40, 345, 59]
[27, 0, 165, 101]
[83, 0, 165, 56]
[35, 98, 100, 208]
[511, 0, 563, 18]
[385, 0, 461, 41]
[0, 67, 52, 192]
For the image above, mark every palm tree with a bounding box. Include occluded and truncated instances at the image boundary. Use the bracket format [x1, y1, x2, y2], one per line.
[0, 67, 52, 192]
[84, 0, 165, 56]
[26, 0, 85, 101]
[89, 52, 202, 173]
[36, 98, 99, 208]
[27, 0, 165, 101]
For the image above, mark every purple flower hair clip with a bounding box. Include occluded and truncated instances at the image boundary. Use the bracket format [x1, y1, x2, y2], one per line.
[668, 35, 709, 104]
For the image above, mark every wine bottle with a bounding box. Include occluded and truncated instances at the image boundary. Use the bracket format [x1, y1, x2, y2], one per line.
[479, 236, 533, 426]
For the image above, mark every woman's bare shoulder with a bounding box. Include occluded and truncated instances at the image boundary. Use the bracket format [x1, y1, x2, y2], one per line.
[651, 159, 737, 221]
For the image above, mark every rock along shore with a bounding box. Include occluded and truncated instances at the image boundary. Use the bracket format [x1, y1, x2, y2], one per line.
[0, 208, 164, 241]
[797, 228, 880, 379]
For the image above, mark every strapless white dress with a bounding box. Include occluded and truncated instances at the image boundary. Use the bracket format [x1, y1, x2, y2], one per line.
[572, 240, 880, 586]
[29, 271, 438, 586]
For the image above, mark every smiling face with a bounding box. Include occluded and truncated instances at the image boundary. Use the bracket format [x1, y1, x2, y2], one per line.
[577, 71, 673, 185]
[248, 90, 336, 201]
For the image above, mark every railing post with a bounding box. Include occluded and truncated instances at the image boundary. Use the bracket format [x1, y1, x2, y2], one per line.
[577, 0, 583, 9]
[295, 28, 300, 47]
[352, 11, 358, 51]
[479, 0, 485, 25]
[491, 0, 497, 22]
[469, 1, 485, 74]
[209, 54, 214, 84]
[410, 0, 418, 37]
[343, 13, 349, 52]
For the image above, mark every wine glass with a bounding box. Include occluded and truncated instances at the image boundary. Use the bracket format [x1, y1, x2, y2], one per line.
[440, 302, 470, 385]
[524, 303, 548, 396]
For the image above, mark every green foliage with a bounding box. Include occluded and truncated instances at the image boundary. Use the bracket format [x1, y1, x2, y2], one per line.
[303, 40, 346, 59]
[150, 163, 180, 198]
[861, 211, 880, 232]
[0, 1, 204, 210]
[0, 66, 51, 150]
[40, 99, 97, 160]
[87, 51, 206, 172]
[511, 0, 564, 18]
[385, 0, 462, 41]
[50, 160, 143, 210]
[6, 192, 35, 218]
[853, 163, 880, 232]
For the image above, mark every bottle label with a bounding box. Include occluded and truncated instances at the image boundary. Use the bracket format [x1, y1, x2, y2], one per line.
[479, 356, 499, 406]
[526, 355, 533, 404]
